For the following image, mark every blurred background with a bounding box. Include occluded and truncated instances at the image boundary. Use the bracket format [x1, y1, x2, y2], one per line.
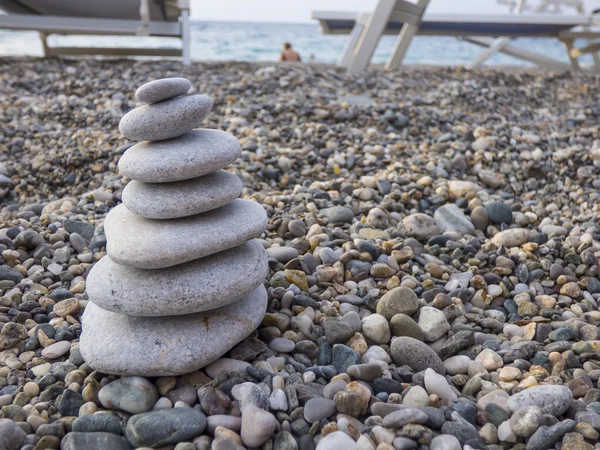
[2, 0, 600, 66]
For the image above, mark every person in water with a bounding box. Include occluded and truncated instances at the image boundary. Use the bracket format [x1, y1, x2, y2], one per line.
[279, 42, 301, 62]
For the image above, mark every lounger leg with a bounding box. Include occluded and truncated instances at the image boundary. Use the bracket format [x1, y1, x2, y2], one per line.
[181, 10, 191, 65]
[347, 0, 397, 74]
[465, 37, 512, 70]
[562, 38, 581, 71]
[464, 0, 519, 70]
[138, 0, 150, 35]
[339, 13, 368, 68]
[38, 32, 49, 57]
[385, 0, 430, 71]
[466, 0, 553, 70]
[568, 41, 600, 72]
[464, 36, 570, 71]
[575, 2, 600, 71]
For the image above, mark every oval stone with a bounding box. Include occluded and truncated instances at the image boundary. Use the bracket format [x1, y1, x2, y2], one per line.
[118, 129, 242, 183]
[98, 376, 158, 414]
[105, 199, 267, 269]
[507, 385, 573, 416]
[60, 432, 131, 450]
[122, 170, 242, 219]
[125, 408, 207, 448]
[135, 77, 192, 104]
[80, 285, 267, 376]
[119, 95, 213, 141]
[390, 336, 445, 374]
[87, 240, 268, 316]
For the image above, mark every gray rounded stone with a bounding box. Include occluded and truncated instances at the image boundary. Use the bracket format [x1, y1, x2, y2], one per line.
[390, 313, 425, 341]
[206, 415, 241, 434]
[304, 398, 336, 423]
[316, 431, 356, 450]
[433, 203, 475, 235]
[485, 201, 513, 224]
[0, 265, 23, 284]
[418, 306, 450, 342]
[241, 406, 278, 447]
[509, 406, 543, 437]
[80, 285, 267, 376]
[122, 170, 242, 219]
[382, 408, 429, 428]
[119, 95, 213, 141]
[72, 413, 122, 435]
[60, 432, 131, 450]
[135, 78, 192, 104]
[390, 336, 445, 374]
[119, 129, 241, 183]
[403, 213, 439, 240]
[269, 338, 296, 353]
[266, 246, 299, 263]
[507, 385, 573, 416]
[105, 199, 267, 269]
[320, 206, 354, 223]
[347, 362, 383, 381]
[98, 376, 158, 414]
[376, 286, 420, 319]
[125, 408, 206, 448]
[87, 240, 268, 316]
[0, 418, 26, 450]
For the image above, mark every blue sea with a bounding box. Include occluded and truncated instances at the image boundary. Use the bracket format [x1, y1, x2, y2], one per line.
[0, 20, 590, 67]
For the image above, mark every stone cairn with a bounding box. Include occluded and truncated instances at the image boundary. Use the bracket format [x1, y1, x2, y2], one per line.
[79, 78, 269, 376]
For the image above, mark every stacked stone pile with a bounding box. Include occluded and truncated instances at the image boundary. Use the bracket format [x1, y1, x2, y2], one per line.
[79, 78, 269, 376]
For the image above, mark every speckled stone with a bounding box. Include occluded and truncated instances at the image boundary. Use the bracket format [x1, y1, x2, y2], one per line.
[390, 314, 425, 341]
[80, 285, 267, 376]
[119, 95, 213, 141]
[507, 385, 573, 416]
[390, 336, 444, 374]
[135, 78, 192, 103]
[122, 170, 243, 219]
[376, 286, 420, 319]
[316, 431, 358, 450]
[118, 129, 241, 183]
[125, 408, 207, 448]
[433, 203, 475, 235]
[87, 240, 267, 316]
[60, 432, 131, 450]
[0, 418, 26, 450]
[241, 406, 278, 447]
[98, 377, 158, 414]
[105, 200, 267, 269]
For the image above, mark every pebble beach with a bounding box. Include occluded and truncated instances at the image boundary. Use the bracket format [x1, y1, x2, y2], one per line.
[2, 57, 600, 450]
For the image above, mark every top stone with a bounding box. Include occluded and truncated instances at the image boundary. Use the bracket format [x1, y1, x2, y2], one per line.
[135, 77, 192, 104]
[119, 94, 213, 142]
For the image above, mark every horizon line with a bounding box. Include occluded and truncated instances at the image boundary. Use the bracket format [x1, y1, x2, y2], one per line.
[190, 18, 316, 25]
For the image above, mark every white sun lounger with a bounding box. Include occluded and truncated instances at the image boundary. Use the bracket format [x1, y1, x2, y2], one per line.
[465, 0, 600, 71]
[312, 0, 600, 73]
[0, 0, 191, 64]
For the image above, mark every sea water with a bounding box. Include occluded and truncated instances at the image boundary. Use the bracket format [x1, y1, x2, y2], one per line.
[0, 20, 586, 67]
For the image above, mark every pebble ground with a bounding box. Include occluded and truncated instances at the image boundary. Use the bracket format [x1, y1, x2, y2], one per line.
[1, 57, 600, 450]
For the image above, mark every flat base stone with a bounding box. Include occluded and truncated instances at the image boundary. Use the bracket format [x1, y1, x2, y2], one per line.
[105, 199, 267, 269]
[122, 170, 243, 219]
[119, 95, 213, 141]
[80, 285, 267, 376]
[118, 129, 241, 183]
[87, 240, 268, 316]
